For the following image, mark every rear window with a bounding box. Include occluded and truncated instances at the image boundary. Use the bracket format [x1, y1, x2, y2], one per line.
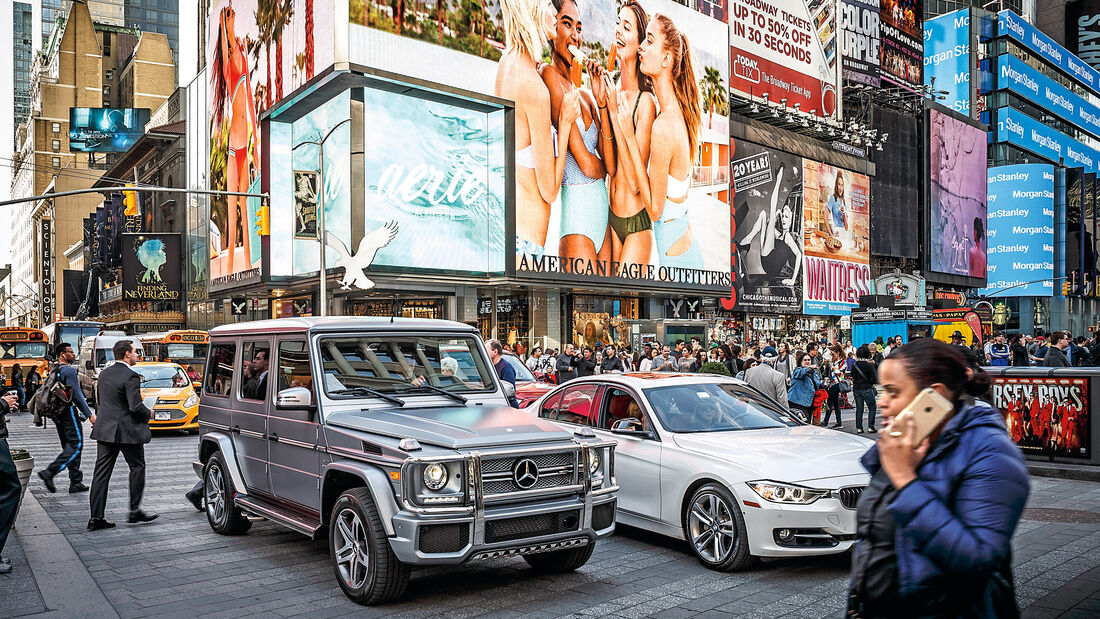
[204, 343, 236, 397]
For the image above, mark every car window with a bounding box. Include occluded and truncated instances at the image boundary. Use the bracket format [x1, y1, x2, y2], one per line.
[204, 343, 236, 397]
[276, 340, 313, 397]
[602, 388, 649, 433]
[539, 390, 564, 421]
[318, 335, 494, 396]
[239, 341, 272, 402]
[547, 384, 599, 426]
[644, 382, 802, 432]
[503, 355, 535, 381]
[133, 365, 189, 388]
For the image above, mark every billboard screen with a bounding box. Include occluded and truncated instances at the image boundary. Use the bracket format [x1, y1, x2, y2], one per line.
[840, 0, 881, 87]
[997, 54, 1100, 140]
[802, 160, 871, 315]
[1067, 167, 1084, 294]
[121, 233, 183, 301]
[207, 0, 337, 288]
[923, 9, 970, 116]
[995, 107, 1100, 173]
[731, 140, 804, 313]
[879, 0, 923, 92]
[1067, 0, 1100, 71]
[730, 0, 838, 118]
[981, 164, 1055, 297]
[928, 108, 987, 279]
[993, 375, 1090, 459]
[999, 9, 1100, 97]
[68, 108, 150, 152]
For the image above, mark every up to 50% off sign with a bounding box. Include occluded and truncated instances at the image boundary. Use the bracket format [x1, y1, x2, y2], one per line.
[732, 1, 816, 65]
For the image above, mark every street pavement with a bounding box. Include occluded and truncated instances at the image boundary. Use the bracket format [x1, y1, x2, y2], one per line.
[2, 409, 1100, 618]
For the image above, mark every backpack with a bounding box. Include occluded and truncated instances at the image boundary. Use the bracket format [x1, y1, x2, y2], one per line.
[28, 367, 73, 422]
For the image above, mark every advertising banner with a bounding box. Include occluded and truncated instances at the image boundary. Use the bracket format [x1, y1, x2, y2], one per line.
[980, 164, 1055, 297]
[929, 108, 987, 279]
[997, 55, 1100, 141]
[207, 0, 336, 288]
[802, 160, 870, 315]
[1067, 167, 1085, 294]
[995, 107, 1100, 173]
[292, 170, 318, 240]
[923, 9, 970, 116]
[68, 108, 150, 152]
[40, 219, 52, 326]
[993, 375, 1090, 459]
[879, 0, 923, 92]
[999, 9, 1100, 97]
[121, 234, 183, 302]
[1087, 173, 1099, 292]
[346, 0, 731, 291]
[731, 139, 804, 313]
[871, 272, 926, 306]
[1067, 0, 1100, 71]
[730, 0, 838, 118]
[840, 0, 881, 86]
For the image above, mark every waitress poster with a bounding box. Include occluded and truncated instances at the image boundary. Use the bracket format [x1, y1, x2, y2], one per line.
[802, 160, 871, 315]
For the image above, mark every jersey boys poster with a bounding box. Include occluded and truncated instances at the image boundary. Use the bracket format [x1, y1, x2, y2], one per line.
[993, 376, 1090, 459]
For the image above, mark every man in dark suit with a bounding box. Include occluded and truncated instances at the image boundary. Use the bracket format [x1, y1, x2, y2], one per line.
[241, 349, 269, 400]
[88, 339, 157, 531]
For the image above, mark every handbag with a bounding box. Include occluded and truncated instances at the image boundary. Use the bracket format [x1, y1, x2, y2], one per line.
[838, 379, 852, 393]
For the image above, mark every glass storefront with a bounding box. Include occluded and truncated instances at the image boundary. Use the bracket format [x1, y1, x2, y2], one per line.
[346, 297, 446, 320]
[570, 295, 641, 350]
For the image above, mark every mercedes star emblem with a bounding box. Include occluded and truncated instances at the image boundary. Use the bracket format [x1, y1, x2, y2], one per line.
[512, 457, 540, 490]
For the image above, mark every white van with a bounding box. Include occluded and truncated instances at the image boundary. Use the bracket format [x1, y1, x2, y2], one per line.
[77, 333, 144, 405]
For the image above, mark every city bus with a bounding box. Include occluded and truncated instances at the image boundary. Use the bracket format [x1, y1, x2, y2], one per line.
[40, 320, 104, 358]
[139, 330, 209, 387]
[0, 327, 50, 390]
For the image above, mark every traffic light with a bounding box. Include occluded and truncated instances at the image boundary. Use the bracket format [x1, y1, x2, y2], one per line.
[1063, 281, 1072, 296]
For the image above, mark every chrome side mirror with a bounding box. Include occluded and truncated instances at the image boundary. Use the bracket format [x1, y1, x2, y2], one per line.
[276, 387, 314, 411]
[501, 381, 516, 401]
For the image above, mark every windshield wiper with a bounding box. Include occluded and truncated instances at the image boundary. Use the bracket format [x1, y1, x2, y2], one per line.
[329, 387, 406, 407]
[399, 383, 468, 404]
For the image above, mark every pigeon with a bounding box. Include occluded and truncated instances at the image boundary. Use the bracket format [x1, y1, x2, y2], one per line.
[325, 221, 399, 290]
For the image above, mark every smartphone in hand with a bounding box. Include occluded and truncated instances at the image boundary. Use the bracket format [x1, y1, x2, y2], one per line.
[892, 388, 953, 444]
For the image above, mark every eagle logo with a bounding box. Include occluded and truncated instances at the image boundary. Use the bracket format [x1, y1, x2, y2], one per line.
[324, 221, 399, 290]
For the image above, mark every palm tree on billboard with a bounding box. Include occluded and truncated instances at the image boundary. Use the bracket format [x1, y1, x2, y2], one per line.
[254, 0, 277, 109]
[305, 0, 314, 78]
[273, 0, 295, 100]
[700, 66, 727, 127]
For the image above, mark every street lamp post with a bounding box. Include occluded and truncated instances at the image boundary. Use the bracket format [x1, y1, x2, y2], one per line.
[292, 117, 352, 318]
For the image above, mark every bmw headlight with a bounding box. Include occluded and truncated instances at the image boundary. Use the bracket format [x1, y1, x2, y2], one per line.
[183, 394, 198, 408]
[422, 462, 449, 491]
[748, 481, 829, 505]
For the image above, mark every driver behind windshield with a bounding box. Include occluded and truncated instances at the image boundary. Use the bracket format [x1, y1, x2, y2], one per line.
[694, 397, 725, 430]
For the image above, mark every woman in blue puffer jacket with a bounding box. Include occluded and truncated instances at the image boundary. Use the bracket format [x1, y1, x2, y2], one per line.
[786, 351, 819, 422]
[848, 338, 1029, 618]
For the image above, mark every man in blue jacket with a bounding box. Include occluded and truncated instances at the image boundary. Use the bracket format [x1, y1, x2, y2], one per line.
[37, 343, 95, 494]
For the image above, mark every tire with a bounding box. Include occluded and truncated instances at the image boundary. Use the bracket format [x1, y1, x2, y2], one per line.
[329, 487, 409, 605]
[203, 452, 252, 535]
[683, 483, 755, 572]
[522, 542, 595, 572]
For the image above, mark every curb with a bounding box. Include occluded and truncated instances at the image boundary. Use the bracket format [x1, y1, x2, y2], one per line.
[13, 488, 119, 619]
[1026, 461, 1100, 483]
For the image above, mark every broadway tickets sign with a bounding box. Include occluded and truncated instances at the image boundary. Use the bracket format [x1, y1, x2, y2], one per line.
[121, 233, 182, 301]
[731, 0, 838, 118]
[993, 376, 1090, 459]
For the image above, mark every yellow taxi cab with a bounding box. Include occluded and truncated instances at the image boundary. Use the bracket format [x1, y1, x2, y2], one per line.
[132, 362, 199, 432]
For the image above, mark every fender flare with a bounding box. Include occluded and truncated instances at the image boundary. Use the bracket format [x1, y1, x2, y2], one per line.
[321, 461, 400, 536]
[198, 432, 248, 495]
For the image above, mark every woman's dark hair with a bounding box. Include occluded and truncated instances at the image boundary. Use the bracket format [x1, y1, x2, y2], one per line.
[888, 339, 991, 401]
[973, 216, 984, 243]
[794, 350, 808, 365]
[856, 344, 871, 360]
[741, 358, 758, 371]
[1010, 334, 1022, 345]
[620, 0, 652, 94]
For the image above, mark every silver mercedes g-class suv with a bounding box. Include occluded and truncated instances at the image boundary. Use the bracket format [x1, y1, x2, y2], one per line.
[193, 317, 617, 604]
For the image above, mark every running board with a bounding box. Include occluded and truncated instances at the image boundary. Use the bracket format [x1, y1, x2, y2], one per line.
[235, 495, 323, 538]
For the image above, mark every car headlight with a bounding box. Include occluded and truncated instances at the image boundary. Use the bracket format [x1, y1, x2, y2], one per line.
[183, 394, 198, 408]
[422, 462, 449, 491]
[747, 481, 830, 505]
[588, 450, 600, 476]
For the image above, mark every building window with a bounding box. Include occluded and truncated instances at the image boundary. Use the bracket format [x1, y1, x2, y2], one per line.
[51, 139, 60, 151]
[52, 157, 60, 168]
[105, 69, 113, 80]
[51, 122, 60, 133]
[103, 31, 111, 55]
[103, 85, 111, 97]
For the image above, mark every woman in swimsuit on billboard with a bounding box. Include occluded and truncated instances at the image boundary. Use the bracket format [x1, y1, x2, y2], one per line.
[604, 1, 657, 270]
[609, 14, 702, 276]
[540, 0, 614, 272]
[211, 6, 259, 275]
[495, 0, 579, 259]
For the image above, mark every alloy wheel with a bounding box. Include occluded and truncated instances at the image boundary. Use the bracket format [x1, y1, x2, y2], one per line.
[205, 464, 226, 525]
[688, 491, 737, 563]
[333, 508, 370, 590]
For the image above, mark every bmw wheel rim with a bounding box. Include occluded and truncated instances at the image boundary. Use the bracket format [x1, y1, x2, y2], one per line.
[205, 465, 226, 525]
[688, 492, 737, 563]
[333, 508, 370, 590]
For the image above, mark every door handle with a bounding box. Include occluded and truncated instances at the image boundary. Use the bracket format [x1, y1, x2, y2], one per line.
[268, 433, 279, 442]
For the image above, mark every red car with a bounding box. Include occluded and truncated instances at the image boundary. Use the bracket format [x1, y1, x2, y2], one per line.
[502, 353, 555, 408]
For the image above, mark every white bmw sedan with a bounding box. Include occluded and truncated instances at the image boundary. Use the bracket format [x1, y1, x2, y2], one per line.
[527, 373, 873, 571]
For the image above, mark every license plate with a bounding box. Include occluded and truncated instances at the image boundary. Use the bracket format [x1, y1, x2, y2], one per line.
[155, 412, 171, 421]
